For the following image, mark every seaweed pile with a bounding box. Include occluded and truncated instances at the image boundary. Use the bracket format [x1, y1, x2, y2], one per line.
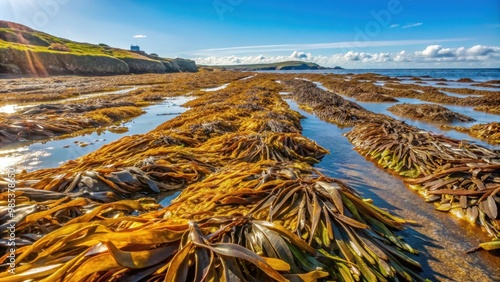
[0, 71, 250, 146]
[312, 74, 500, 114]
[441, 122, 500, 145]
[282, 79, 384, 127]
[286, 79, 500, 251]
[0, 103, 144, 146]
[0, 77, 425, 281]
[387, 103, 475, 123]
[0, 71, 249, 105]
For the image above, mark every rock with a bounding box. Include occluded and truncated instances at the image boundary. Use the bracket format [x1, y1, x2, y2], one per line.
[0, 48, 129, 75]
[119, 58, 166, 74]
[162, 59, 181, 72]
[173, 58, 198, 72]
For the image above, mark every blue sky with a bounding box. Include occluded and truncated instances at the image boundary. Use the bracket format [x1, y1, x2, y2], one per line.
[1, 0, 499, 68]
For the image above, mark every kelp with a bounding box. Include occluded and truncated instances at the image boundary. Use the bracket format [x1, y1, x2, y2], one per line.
[285, 79, 500, 251]
[441, 122, 500, 145]
[345, 120, 498, 178]
[311, 74, 500, 112]
[1, 162, 424, 281]
[282, 79, 383, 127]
[0, 75, 426, 280]
[346, 122, 500, 247]
[0, 104, 144, 146]
[387, 103, 475, 123]
[194, 132, 327, 164]
[0, 71, 250, 146]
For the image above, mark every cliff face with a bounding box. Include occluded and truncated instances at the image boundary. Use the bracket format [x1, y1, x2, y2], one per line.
[0, 48, 129, 75]
[159, 58, 198, 73]
[120, 57, 166, 74]
[0, 20, 198, 76]
[173, 58, 197, 72]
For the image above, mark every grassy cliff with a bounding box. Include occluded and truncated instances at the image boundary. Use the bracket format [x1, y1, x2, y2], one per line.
[0, 21, 197, 76]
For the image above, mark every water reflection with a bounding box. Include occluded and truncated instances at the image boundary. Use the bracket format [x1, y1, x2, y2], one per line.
[399, 79, 500, 92]
[310, 81, 499, 149]
[201, 83, 230, 92]
[0, 96, 193, 172]
[0, 105, 16, 114]
[285, 99, 500, 281]
[0, 87, 139, 114]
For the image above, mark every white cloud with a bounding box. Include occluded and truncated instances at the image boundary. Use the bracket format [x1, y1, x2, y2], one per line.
[133, 34, 147, 38]
[389, 24, 400, 28]
[402, 22, 423, 28]
[290, 51, 312, 60]
[187, 38, 467, 56]
[193, 45, 500, 68]
[467, 45, 496, 56]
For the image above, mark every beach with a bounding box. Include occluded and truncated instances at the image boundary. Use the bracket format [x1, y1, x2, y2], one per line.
[1, 69, 499, 280]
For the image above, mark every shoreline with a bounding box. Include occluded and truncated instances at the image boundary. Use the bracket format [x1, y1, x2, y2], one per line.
[0, 70, 499, 280]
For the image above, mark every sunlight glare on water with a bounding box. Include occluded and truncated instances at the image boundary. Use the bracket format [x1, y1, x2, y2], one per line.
[0, 105, 17, 114]
[0, 147, 29, 171]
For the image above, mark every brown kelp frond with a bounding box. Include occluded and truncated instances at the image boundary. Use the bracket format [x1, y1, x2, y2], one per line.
[346, 120, 500, 246]
[356, 93, 399, 102]
[474, 105, 500, 115]
[0, 104, 144, 146]
[282, 79, 384, 127]
[469, 122, 500, 144]
[285, 75, 500, 250]
[2, 161, 423, 281]
[0, 197, 158, 246]
[1, 74, 428, 279]
[387, 103, 475, 123]
[345, 120, 498, 178]
[195, 132, 328, 164]
[441, 122, 500, 145]
[9, 165, 196, 203]
[82, 106, 144, 125]
[405, 162, 500, 238]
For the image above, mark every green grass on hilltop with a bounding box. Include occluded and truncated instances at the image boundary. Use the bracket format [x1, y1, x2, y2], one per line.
[0, 26, 150, 60]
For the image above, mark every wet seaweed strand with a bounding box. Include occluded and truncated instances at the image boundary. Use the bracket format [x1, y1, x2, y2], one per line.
[0, 71, 250, 147]
[286, 79, 500, 252]
[0, 76, 426, 281]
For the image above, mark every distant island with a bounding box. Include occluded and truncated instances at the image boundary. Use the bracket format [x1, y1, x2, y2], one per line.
[0, 20, 197, 76]
[201, 61, 341, 71]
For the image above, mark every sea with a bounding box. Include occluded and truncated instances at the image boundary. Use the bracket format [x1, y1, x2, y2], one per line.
[274, 68, 500, 82]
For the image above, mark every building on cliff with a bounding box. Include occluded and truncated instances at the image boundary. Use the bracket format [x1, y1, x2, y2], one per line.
[130, 45, 140, 52]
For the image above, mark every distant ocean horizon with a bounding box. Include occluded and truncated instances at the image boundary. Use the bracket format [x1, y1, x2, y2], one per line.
[277, 68, 500, 82]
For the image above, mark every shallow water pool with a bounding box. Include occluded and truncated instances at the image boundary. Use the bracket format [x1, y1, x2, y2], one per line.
[0, 96, 192, 172]
[311, 81, 500, 149]
[286, 99, 500, 281]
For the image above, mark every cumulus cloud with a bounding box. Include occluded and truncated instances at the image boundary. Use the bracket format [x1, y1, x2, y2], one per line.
[133, 34, 147, 38]
[402, 22, 423, 28]
[290, 51, 312, 60]
[193, 45, 500, 68]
